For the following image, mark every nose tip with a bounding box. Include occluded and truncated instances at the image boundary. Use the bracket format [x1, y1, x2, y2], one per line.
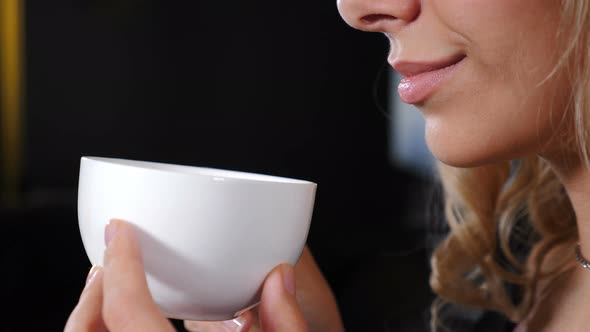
[337, 0, 420, 33]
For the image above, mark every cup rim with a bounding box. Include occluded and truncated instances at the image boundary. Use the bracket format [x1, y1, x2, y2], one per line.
[81, 156, 317, 186]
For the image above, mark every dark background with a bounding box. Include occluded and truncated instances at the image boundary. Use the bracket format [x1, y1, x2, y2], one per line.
[1, 1, 436, 331]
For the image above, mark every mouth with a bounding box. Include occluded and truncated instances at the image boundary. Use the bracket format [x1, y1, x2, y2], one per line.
[390, 54, 466, 104]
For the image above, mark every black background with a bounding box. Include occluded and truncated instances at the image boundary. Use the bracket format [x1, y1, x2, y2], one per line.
[1, 1, 435, 331]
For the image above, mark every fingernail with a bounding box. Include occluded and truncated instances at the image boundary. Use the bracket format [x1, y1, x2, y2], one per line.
[223, 316, 247, 332]
[281, 264, 296, 296]
[85, 265, 102, 285]
[184, 318, 247, 332]
[104, 219, 119, 246]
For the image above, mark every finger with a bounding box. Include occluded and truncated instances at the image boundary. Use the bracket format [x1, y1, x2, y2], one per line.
[292, 247, 345, 332]
[101, 219, 174, 331]
[64, 266, 108, 332]
[246, 308, 263, 332]
[259, 264, 309, 332]
[184, 311, 254, 332]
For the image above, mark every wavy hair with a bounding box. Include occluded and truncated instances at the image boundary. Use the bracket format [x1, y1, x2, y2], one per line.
[429, 0, 590, 329]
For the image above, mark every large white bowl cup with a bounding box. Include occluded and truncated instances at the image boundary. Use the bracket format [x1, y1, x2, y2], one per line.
[77, 157, 316, 321]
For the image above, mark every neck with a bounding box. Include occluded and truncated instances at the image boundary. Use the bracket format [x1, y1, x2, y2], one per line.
[523, 156, 590, 329]
[549, 157, 590, 256]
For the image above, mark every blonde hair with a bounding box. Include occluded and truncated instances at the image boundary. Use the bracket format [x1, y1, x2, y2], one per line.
[429, 0, 590, 328]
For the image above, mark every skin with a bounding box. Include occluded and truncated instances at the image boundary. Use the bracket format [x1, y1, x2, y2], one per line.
[184, 247, 344, 332]
[67, 0, 590, 331]
[65, 220, 344, 332]
[337, 0, 590, 331]
[338, 0, 571, 168]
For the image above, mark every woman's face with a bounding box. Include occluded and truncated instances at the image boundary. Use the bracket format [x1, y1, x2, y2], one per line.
[337, 0, 570, 167]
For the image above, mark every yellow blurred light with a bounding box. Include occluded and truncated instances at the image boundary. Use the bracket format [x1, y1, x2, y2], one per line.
[1, 0, 24, 204]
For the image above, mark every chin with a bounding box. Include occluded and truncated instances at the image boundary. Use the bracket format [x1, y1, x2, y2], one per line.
[425, 132, 514, 169]
[426, 137, 539, 169]
[422, 116, 546, 169]
[430, 150, 493, 168]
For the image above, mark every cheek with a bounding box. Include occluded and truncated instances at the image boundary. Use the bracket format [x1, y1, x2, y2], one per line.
[422, 0, 566, 167]
[436, 0, 562, 72]
[422, 68, 570, 168]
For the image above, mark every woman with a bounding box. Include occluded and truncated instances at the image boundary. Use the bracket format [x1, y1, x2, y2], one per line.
[66, 0, 590, 331]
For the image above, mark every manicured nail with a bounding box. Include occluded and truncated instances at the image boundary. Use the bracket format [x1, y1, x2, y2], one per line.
[86, 265, 102, 285]
[223, 316, 247, 332]
[104, 219, 119, 246]
[281, 264, 296, 296]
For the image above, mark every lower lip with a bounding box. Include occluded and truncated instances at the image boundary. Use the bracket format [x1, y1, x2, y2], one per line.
[397, 58, 465, 104]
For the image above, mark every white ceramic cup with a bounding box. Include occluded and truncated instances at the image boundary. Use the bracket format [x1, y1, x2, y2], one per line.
[77, 156, 316, 321]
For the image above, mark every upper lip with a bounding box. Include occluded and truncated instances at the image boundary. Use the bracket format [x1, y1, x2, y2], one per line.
[390, 54, 466, 77]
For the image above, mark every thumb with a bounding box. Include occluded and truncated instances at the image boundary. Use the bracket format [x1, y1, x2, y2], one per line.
[258, 264, 309, 332]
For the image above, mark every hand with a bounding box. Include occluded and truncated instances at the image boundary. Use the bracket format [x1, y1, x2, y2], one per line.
[64, 219, 309, 331]
[185, 261, 309, 332]
[186, 247, 345, 332]
[65, 219, 176, 332]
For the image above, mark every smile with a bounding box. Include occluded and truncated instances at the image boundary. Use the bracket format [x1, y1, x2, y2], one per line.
[391, 54, 466, 104]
